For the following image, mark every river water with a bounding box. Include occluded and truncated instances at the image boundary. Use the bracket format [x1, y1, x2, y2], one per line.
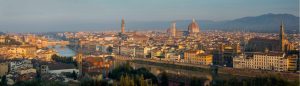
[50, 45, 76, 57]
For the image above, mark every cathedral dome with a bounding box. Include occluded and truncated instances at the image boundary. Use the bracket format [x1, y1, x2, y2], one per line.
[188, 19, 200, 33]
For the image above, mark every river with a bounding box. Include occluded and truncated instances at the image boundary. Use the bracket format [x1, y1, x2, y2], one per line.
[49, 45, 76, 57]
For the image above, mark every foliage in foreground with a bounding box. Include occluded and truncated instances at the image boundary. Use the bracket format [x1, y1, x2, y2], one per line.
[80, 78, 110, 86]
[108, 63, 158, 86]
[213, 76, 299, 86]
[13, 79, 67, 86]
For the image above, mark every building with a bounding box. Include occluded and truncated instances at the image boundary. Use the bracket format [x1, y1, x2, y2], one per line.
[247, 22, 294, 52]
[76, 49, 83, 77]
[213, 44, 241, 67]
[38, 62, 77, 75]
[167, 21, 176, 37]
[119, 46, 137, 57]
[49, 69, 78, 75]
[233, 52, 298, 71]
[0, 62, 9, 77]
[18, 68, 36, 75]
[0, 35, 5, 43]
[121, 17, 125, 33]
[287, 55, 298, 71]
[82, 56, 114, 79]
[279, 21, 292, 52]
[9, 60, 33, 73]
[37, 49, 56, 61]
[40, 65, 49, 74]
[165, 52, 180, 61]
[127, 34, 149, 42]
[6, 45, 37, 59]
[184, 50, 212, 65]
[247, 38, 281, 52]
[188, 19, 200, 36]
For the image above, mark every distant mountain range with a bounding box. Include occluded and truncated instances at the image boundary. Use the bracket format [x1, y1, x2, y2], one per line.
[0, 32, 4, 35]
[128, 13, 299, 33]
[0, 13, 298, 33]
[204, 13, 299, 33]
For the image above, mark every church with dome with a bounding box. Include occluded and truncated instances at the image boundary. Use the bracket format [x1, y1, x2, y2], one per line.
[166, 18, 201, 37]
[188, 18, 200, 34]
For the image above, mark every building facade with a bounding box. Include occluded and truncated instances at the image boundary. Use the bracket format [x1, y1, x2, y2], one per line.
[121, 17, 125, 33]
[233, 52, 298, 71]
[213, 44, 241, 67]
[184, 50, 212, 65]
[0, 62, 9, 77]
[167, 21, 176, 37]
[247, 22, 294, 52]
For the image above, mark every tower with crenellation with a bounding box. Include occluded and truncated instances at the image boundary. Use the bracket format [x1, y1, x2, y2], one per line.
[121, 17, 125, 33]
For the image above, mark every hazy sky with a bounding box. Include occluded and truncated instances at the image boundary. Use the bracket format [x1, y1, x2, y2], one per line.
[0, 0, 299, 32]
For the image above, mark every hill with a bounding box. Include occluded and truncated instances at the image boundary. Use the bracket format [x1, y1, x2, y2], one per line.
[128, 13, 299, 33]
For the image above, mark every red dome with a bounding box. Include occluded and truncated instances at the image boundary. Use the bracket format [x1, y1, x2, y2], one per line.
[188, 19, 200, 33]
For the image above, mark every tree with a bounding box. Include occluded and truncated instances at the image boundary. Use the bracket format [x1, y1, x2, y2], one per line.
[160, 72, 168, 86]
[120, 74, 135, 86]
[72, 70, 77, 80]
[139, 75, 147, 86]
[51, 54, 75, 64]
[179, 82, 185, 86]
[1, 75, 7, 86]
[190, 77, 206, 86]
[106, 46, 113, 54]
[108, 62, 158, 85]
[36, 70, 41, 81]
[14, 79, 67, 86]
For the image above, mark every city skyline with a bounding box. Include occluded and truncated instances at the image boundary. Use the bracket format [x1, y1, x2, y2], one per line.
[0, 0, 299, 32]
[0, 1, 299, 86]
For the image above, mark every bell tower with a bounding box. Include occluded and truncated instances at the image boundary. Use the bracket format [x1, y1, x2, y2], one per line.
[279, 21, 286, 52]
[121, 17, 125, 33]
[76, 41, 83, 77]
[170, 21, 176, 37]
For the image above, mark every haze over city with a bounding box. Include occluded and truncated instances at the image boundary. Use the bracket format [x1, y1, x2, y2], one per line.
[0, 0, 299, 32]
[0, 0, 299, 86]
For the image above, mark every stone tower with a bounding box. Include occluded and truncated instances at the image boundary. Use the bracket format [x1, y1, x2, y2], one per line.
[170, 21, 176, 37]
[121, 17, 125, 33]
[76, 42, 83, 77]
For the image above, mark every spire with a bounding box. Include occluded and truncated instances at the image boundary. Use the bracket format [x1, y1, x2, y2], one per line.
[280, 21, 286, 52]
[280, 20, 284, 27]
[280, 21, 285, 39]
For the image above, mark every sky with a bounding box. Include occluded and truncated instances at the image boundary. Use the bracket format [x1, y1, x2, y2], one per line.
[0, 0, 299, 32]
